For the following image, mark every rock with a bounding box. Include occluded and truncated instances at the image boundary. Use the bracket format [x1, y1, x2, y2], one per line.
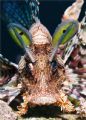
[59, 114, 79, 120]
[0, 100, 17, 120]
[18, 117, 60, 120]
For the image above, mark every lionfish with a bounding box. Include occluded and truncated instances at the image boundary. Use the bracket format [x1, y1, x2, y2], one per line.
[0, 0, 86, 116]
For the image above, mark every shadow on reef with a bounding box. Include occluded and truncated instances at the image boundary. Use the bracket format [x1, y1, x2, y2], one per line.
[24, 106, 61, 118]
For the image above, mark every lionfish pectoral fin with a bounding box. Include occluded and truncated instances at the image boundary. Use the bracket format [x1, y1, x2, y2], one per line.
[56, 91, 75, 112]
[0, 54, 18, 86]
[17, 92, 29, 115]
[0, 54, 21, 103]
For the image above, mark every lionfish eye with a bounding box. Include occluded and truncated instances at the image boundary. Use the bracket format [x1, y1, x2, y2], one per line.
[63, 29, 66, 33]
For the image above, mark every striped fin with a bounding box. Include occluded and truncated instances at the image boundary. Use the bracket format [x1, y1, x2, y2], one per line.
[1, 0, 39, 29]
[0, 54, 18, 86]
[50, 20, 79, 62]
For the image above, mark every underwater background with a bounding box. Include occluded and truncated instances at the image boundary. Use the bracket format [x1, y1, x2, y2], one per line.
[1, 0, 86, 63]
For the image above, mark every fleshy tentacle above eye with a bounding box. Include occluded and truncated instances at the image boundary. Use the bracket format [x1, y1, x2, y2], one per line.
[49, 20, 79, 62]
[8, 23, 35, 63]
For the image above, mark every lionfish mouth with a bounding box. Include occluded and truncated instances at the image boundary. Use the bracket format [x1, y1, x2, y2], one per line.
[28, 93, 57, 106]
[31, 95, 56, 106]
